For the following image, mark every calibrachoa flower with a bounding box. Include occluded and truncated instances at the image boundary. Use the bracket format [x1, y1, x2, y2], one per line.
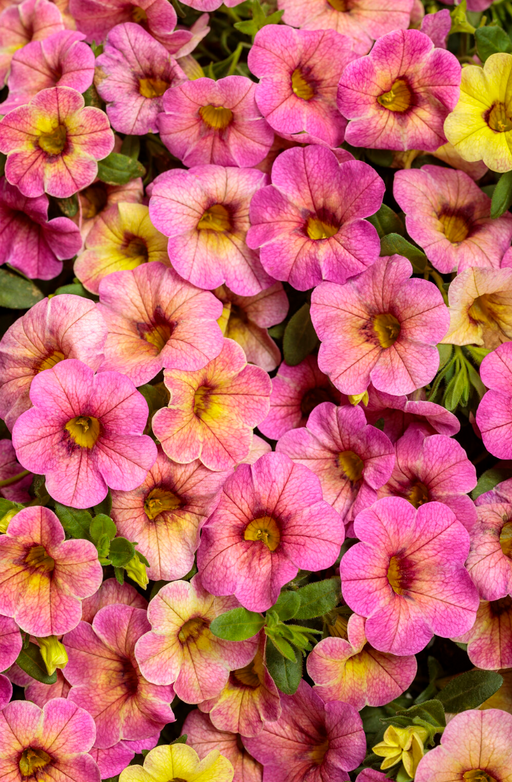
[160, 76, 274, 168]
[247, 145, 384, 290]
[119, 743, 234, 782]
[78, 177, 143, 241]
[0, 0, 64, 84]
[74, 202, 169, 294]
[277, 402, 395, 526]
[465, 503, 512, 601]
[307, 612, 417, 710]
[393, 166, 512, 274]
[457, 598, 512, 671]
[0, 506, 102, 636]
[337, 29, 460, 151]
[12, 358, 157, 508]
[415, 709, 512, 782]
[420, 8, 451, 49]
[0, 439, 32, 503]
[98, 262, 224, 386]
[90, 736, 159, 781]
[310, 254, 449, 396]
[0, 614, 22, 674]
[81, 577, 147, 623]
[134, 575, 258, 703]
[340, 497, 479, 655]
[476, 342, 512, 459]
[64, 604, 175, 749]
[0, 698, 99, 782]
[0, 675, 11, 710]
[243, 680, 366, 782]
[95, 23, 186, 136]
[197, 451, 343, 612]
[184, 711, 262, 782]
[110, 445, 229, 582]
[0, 176, 82, 280]
[149, 165, 272, 296]
[0, 86, 114, 198]
[364, 387, 460, 443]
[14, 669, 71, 708]
[153, 339, 271, 472]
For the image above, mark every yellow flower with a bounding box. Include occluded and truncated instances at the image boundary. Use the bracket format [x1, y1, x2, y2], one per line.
[444, 53, 512, 173]
[373, 724, 428, 777]
[38, 636, 68, 676]
[124, 552, 149, 590]
[119, 744, 234, 782]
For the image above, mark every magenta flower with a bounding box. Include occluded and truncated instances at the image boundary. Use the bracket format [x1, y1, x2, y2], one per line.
[466, 503, 512, 601]
[420, 8, 452, 49]
[12, 358, 157, 508]
[81, 576, 147, 623]
[0, 0, 64, 84]
[90, 736, 159, 781]
[184, 711, 263, 782]
[197, 452, 343, 612]
[0, 294, 106, 431]
[364, 387, 460, 443]
[0, 698, 99, 782]
[0, 176, 82, 279]
[258, 355, 341, 441]
[337, 29, 460, 151]
[149, 165, 272, 296]
[311, 254, 449, 396]
[394, 166, 512, 274]
[277, 402, 395, 526]
[248, 26, 357, 147]
[98, 262, 224, 386]
[134, 575, 258, 703]
[247, 145, 384, 290]
[476, 342, 512, 459]
[170, 0, 244, 11]
[95, 23, 186, 136]
[307, 613, 417, 710]
[0, 439, 32, 503]
[243, 680, 366, 782]
[153, 339, 271, 472]
[110, 445, 230, 582]
[0, 506, 102, 636]
[457, 598, 512, 671]
[160, 75, 274, 168]
[340, 497, 479, 655]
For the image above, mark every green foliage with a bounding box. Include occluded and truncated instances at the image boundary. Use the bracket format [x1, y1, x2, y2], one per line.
[491, 171, 512, 218]
[234, 0, 284, 37]
[379, 233, 427, 274]
[436, 670, 503, 713]
[472, 467, 512, 500]
[16, 642, 58, 684]
[89, 514, 117, 559]
[53, 280, 95, 299]
[108, 537, 136, 568]
[271, 591, 301, 622]
[97, 152, 146, 185]
[283, 303, 319, 366]
[475, 25, 512, 63]
[265, 639, 302, 695]
[55, 194, 79, 218]
[367, 204, 405, 238]
[210, 607, 266, 641]
[294, 578, 340, 620]
[0, 269, 43, 309]
[54, 504, 93, 541]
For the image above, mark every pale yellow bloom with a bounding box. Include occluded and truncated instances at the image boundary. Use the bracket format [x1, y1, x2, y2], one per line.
[373, 724, 428, 777]
[119, 743, 234, 782]
[38, 636, 68, 676]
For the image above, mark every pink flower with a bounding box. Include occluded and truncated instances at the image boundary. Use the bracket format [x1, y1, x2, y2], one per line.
[311, 254, 449, 396]
[110, 445, 229, 582]
[337, 29, 460, 151]
[0, 698, 100, 782]
[247, 145, 384, 290]
[307, 613, 417, 709]
[159, 76, 274, 168]
[420, 8, 451, 49]
[0, 294, 106, 431]
[149, 165, 272, 296]
[90, 736, 159, 781]
[248, 26, 357, 147]
[81, 576, 147, 623]
[95, 23, 186, 136]
[77, 177, 143, 242]
[17, 670, 71, 707]
[364, 386, 460, 443]
[393, 166, 512, 274]
[466, 503, 512, 601]
[476, 342, 512, 459]
[243, 680, 366, 782]
[197, 452, 344, 612]
[98, 262, 224, 386]
[175, 0, 243, 11]
[153, 339, 271, 471]
[340, 497, 479, 655]
[134, 574, 258, 703]
[0, 86, 114, 198]
[0, 615, 22, 674]
[0, 439, 32, 503]
[0, 506, 102, 636]
[12, 358, 157, 508]
[0, 0, 64, 84]
[277, 402, 395, 526]
[457, 598, 512, 671]
[64, 604, 175, 749]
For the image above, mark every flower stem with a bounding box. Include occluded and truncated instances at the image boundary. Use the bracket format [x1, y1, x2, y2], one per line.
[0, 470, 30, 488]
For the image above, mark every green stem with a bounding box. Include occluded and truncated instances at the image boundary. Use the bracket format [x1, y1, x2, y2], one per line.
[228, 43, 244, 76]
[0, 470, 30, 489]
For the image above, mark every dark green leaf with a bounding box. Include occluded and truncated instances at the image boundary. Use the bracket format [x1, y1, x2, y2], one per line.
[283, 304, 319, 366]
[267, 633, 296, 661]
[271, 591, 301, 622]
[121, 135, 141, 160]
[476, 26, 512, 63]
[471, 467, 512, 500]
[396, 699, 445, 728]
[0, 269, 44, 309]
[94, 492, 112, 517]
[109, 537, 135, 567]
[436, 670, 503, 713]
[114, 566, 125, 585]
[294, 578, 340, 620]
[268, 321, 286, 339]
[55, 194, 79, 218]
[16, 642, 57, 684]
[89, 514, 117, 544]
[491, 171, 512, 218]
[367, 204, 405, 238]
[265, 639, 302, 694]
[210, 607, 265, 641]
[365, 149, 393, 167]
[82, 83, 103, 108]
[97, 152, 146, 186]
[170, 735, 188, 745]
[54, 504, 93, 540]
[380, 234, 427, 273]
[137, 383, 169, 418]
[0, 498, 23, 517]
[443, 365, 467, 411]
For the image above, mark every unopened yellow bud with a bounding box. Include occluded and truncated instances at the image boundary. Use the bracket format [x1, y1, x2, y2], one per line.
[38, 636, 68, 676]
[373, 724, 428, 778]
[348, 391, 369, 406]
[125, 553, 149, 590]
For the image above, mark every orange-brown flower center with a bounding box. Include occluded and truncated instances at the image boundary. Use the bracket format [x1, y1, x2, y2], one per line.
[487, 101, 512, 133]
[139, 77, 169, 98]
[144, 487, 181, 520]
[292, 68, 315, 101]
[38, 124, 67, 155]
[19, 748, 52, 777]
[439, 211, 470, 244]
[123, 234, 149, 263]
[328, 0, 349, 9]
[199, 105, 234, 130]
[193, 385, 212, 416]
[463, 771, 497, 782]
[306, 216, 339, 241]
[231, 656, 265, 688]
[377, 79, 413, 113]
[25, 545, 55, 573]
[387, 555, 414, 595]
[244, 516, 280, 551]
[178, 616, 209, 644]
[65, 416, 101, 448]
[37, 350, 65, 373]
[500, 520, 512, 558]
[197, 203, 231, 233]
[337, 450, 364, 483]
[372, 313, 401, 348]
[300, 386, 336, 417]
[407, 481, 430, 509]
[132, 6, 148, 23]
[490, 595, 512, 616]
[80, 183, 109, 219]
[310, 738, 330, 766]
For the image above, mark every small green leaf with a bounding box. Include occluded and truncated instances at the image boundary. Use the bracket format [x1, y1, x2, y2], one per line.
[283, 304, 319, 366]
[437, 344, 453, 372]
[265, 639, 302, 695]
[53, 282, 95, 299]
[120, 135, 141, 161]
[0, 498, 23, 517]
[443, 365, 467, 411]
[294, 578, 340, 620]
[380, 233, 427, 273]
[210, 607, 265, 641]
[271, 591, 301, 622]
[108, 537, 136, 567]
[396, 699, 445, 728]
[82, 83, 103, 108]
[367, 204, 405, 239]
[472, 467, 512, 500]
[94, 492, 112, 517]
[436, 670, 503, 713]
[54, 504, 93, 540]
[0, 268, 44, 309]
[476, 26, 512, 63]
[267, 633, 296, 661]
[16, 642, 58, 684]
[55, 194, 79, 218]
[170, 735, 188, 745]
[114, 566, 125, 585]
[89, 514, 117, 544]
[268, 321, 286, 339]
[491, 171, 512, 218]
[97, 152, 146, 186]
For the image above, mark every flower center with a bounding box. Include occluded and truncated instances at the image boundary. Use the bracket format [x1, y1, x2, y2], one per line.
[132, 6, 148, 23]
[123, 234, 149, 263]
[500, 521, 512, 558]
[407, 481, 430, 508]
[120, 658, 139, 695]
[387, 555, 414, 595]
[328, 0, 349, 9]
[193, 385, 211, 416]
[25, 545, 55, 573]
[372, 313, 401, 348]
[19, 748, 52, 777]
[231, 657, 264, 689]
[37, 350, 65, 373]
[197, 203, 231, 233]
[139, 77, 169, 98]
[199, 105, 234, 130]
[311, 738, 329, 765]
[291, 68, 315, 101]
[468, 294, 499, 328]
[81, 183, 108, 219]
[244, 516, 281, 551]
[144, 487, 181, 520]
[463, 772, 497, 782]
[137, 307, 174, 353]
[486, 101, 512, 133]
[38, 124, 67, 155]
[439, 211, 470, 244]
[337, 450, 364, 483]
[178, 617, 209, 644]
[306, 216, 339, 241]
[300, 386, 336, 417]
[65, 416, 101, 448]
[377, 79, 413, 113]
[490, 595, 512, 616]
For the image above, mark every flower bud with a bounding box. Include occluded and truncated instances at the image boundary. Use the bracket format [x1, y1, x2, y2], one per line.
[373, 724, 428, 778]
[38, 636, 68, 676]
[125, 553, 149, 590]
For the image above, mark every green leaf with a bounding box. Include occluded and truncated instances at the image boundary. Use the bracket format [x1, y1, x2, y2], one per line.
[0, 498, 23, 517]
[89, 514, 117, 544]
[450, 0, 475, 34]
[82, 83, 103, 108]
[294, 578, 340, 620]
[367, 204, 405, 239]
[97, 152, 146, 186]
[365, 149, 393, 168]
[170, 735, 188, 745]
[120, 135, 141, 161]
[0, 268, 44, 309]
[491, 171, 512, 218]
[436, 670, 503, 713]
[437, 344, 453, 372]
[94, 491, 112, 517]
[268, 321, 286, 340]
[53, 281, 95, 299]
[16, 642, 58, 684]
[471, 467, 512, 500]
[108, 537, 135, 567]
[271, 591, 301, 622]
[114, 566, 125, 585]
[283, 304, 319, 366]
[265, 639, 302, 694]
[54, 504, 93, 540]
[396, 699, 445, 728]
[443, 365, 467, 411]
[476, 26, 512, 63]
[380, 233, 427, 273]
[267, 633, 296, 661]
[210, 607, 265, 641]
[55, 194, 79, 218]
[137, 383, 169, 419]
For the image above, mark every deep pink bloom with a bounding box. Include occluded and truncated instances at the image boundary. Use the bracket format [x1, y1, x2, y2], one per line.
[81, 576, 147, 623]
[466, 503, 512, 601]
[0, 0, 64, 84]
[363, 386, 460, 443]
[175, 0, 244, 11]
[0, 439, 32, 503]
[420, 8, 451, 49]
[476, 342, 512, 459]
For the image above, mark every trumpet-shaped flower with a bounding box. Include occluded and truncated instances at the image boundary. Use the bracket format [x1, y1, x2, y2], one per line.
[119, 743, 234, 782]
[247, 145, 384, 290]
[98, 262, 224, 386]
[0, 439, 32, 503]
[457, 597, 512, 670]
[197, 452, 343, 612]
[149, 165, 271, 296]
[311, 254, 449, 396]
[338, 29, 460, 151]
[134, 575, 258, 703]
[81, 577, 147, 623]
[184, 711, 262, 782]
[0, 506, 102, 636]
[0, 0, 64, 84]
[12, 359, 157, 508]
[153, 339, 271, 471]
[476, 342, 512, 459]
[466, 503, 512, 601]
[364, 387, 460, 443]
